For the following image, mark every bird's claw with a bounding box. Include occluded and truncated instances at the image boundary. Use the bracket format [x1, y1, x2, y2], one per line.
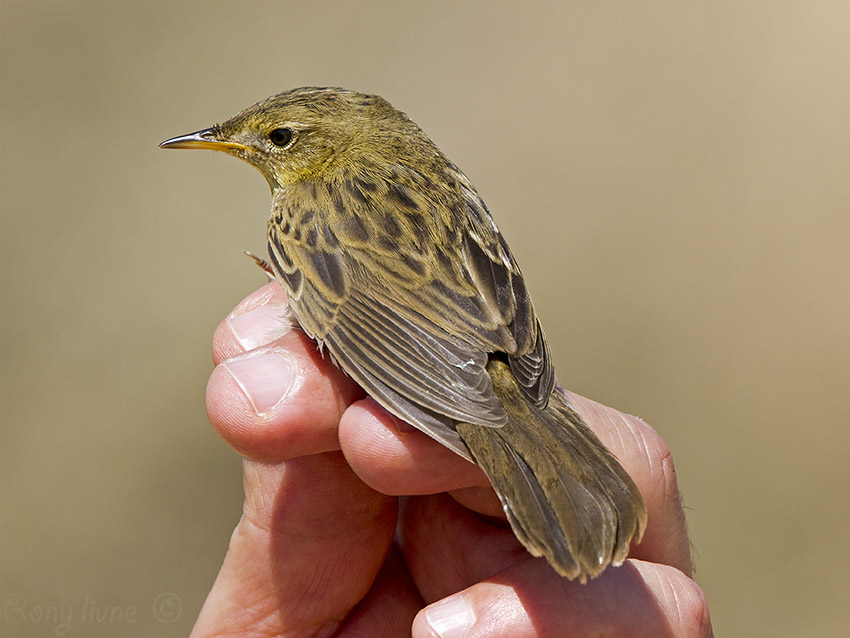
[244, 251, 275, 281]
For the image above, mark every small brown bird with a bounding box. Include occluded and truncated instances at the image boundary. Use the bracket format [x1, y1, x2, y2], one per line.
[161, 87, 646, 580]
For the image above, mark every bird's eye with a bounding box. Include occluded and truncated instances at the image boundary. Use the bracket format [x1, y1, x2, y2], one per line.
[269, 128, 293, 147]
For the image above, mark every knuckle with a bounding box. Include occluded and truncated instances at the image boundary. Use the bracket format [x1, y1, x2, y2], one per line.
[674, 572, 713, 637]
[647, 564, 713, 638]
[623, 413, 679, 506]
[211, 317, 233, 362]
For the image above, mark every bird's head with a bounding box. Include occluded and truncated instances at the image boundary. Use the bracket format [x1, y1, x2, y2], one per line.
[160, 87, 428, 191]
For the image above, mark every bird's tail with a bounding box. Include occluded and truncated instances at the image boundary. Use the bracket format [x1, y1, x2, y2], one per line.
[456, 359, 647, 581]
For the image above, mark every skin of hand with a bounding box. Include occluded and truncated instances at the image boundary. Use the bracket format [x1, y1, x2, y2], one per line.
[190, 282, 713, 638]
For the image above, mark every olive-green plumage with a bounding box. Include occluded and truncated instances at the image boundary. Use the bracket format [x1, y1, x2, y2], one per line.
[161, 87, 646, 580]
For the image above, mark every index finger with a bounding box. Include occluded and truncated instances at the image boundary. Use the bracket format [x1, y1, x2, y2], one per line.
[206, 282, 362, 461]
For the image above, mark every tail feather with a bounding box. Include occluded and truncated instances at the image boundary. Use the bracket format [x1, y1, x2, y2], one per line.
[456, 359, 647, 581]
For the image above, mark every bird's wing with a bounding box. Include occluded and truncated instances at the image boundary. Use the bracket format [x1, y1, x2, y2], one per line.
[266, 168, 554, 458]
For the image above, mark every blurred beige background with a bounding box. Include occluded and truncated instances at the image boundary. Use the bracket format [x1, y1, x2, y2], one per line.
[2, 1, 849, 636]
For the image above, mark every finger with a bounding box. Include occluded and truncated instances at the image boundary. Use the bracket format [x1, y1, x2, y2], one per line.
[206, 284, 362, 461]
[399, 493, 522, 600]
[400, 495, 710, 638]
[191, 453, 397, 638]
[212, 281, 294, 365]
[339, 398, 490, 495]
[566, 392, 693, 575]
[336, 545, 422, 637]
[411, 558, 712, 638]
[340, 391, 692, 574]
[400, 496, 706, 637]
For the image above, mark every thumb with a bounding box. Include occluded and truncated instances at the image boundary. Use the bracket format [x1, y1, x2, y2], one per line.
[412, 559, 712, 638]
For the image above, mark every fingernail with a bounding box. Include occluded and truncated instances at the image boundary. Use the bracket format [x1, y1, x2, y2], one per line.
[222, 351, 296, 414]
[227, 305, 292, 351]
[425, 594, 475, 638]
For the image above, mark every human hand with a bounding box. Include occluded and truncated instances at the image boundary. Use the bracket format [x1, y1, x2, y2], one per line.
[190, 282, 713, 638]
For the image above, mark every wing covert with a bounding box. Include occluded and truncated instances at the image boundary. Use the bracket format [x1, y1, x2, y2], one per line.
[267, 166, 555, 450]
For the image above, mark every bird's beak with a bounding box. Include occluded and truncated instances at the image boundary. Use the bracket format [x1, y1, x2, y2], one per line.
[159, 128, 250, 153]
